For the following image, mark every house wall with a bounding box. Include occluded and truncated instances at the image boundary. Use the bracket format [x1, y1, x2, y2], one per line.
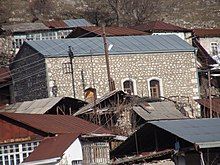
[199, 37, 220, 56]
[58, 138, 83, 165]
[45, 51, 200, 113]
[10, 45, 48, 102]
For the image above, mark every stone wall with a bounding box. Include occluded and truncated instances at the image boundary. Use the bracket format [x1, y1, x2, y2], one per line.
[11, 45, 48, 102]
[46, 51, 199, 111]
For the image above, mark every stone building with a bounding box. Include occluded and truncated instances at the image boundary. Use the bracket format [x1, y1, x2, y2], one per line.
[11, 35, 200, 114]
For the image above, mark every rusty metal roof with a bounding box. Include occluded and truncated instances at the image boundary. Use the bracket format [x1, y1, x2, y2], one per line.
[0, 97, 87, 114]
[43, 20, 68, 28]
[193, 28, 220, 38]
[192, 39, 217, 66]
[131, 21, 191, 32]
[133, 101, 187, 121]
[69, 26, 147, 37]
[195, 98, 220, 113]
[74, 90, 126, 116]
[23, 133, 80, 163]
[0, 112, 112, 135]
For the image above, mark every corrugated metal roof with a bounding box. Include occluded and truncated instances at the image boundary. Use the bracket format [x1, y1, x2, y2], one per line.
[0, 112, 112, 135]
[133, 101, 186, 121]
[23, 133, 80, 163]
[193, 28, 220, 38]
[25, 34, 195, 58]
[195, 98, 220, 113]
[64, 19, 93, 27]
[43, 20, 68, 28]
[131, 21, 191, 32]
[68, 26, 147, 37]
[0, 97, 87, 114]
[74, 90, 126, 116]
[150, 118, 220, 148]
[2, 23, 49, 32]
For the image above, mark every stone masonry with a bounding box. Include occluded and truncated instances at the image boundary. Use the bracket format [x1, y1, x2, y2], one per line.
[45, 51, 199, 113]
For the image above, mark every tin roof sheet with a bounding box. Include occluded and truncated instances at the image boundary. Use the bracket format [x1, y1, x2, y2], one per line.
[23, 133, 80, 163]
[133, 101, 187, 121]
[0, 112, 112, 135]
[64, 19, 93, 27]
[150, 118, 220, 148]
[0, 97, 87, 114]
[131, 21, 191, 32]
[195, 98, 220, 113]
[43, 20, 68, 28]
[68, 26, 147, 37]
[193, 28, 220, 38]
[25, 34, 195, 58]
[2, 23, 49, 33]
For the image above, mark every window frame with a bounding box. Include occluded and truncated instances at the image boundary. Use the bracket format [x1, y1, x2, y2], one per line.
[147, 77, 164, 98]
[210, 42, 219, 56]
[121, 78, 137, 95]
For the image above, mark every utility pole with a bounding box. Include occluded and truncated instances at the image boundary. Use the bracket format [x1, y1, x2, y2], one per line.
[208, 69, 212, 118]
[102, 25, 112, 92]
[68, 46, 76, 98]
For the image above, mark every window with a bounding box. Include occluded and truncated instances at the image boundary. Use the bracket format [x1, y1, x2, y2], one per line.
[123, 80, 134, 95]
[62, 62, 72, 74]
[147, 77, 163, 98]
[211, 42, 219, 56]
[150, 80, 160, 98]
[0, 141, 40, 165]
[72, 160, 82, 165]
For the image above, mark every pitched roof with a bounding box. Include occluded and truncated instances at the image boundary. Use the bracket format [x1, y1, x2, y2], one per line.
[195, 98, 220, 113]
[150, 118, 220, 148]
[0, 112, 112, 135]
[64, 19, 93, 27]
[67, 26, 147, 38]
[24, 34, 195, 58]
[1, 23, 49, 33]
[133, 101, 187, 121]
[1, 19, 93, 33]
[43, 20, 68, 28]
[23, 133, 80, 163]
[193, 28, 220, 38]
[131, 21, 191, 32]
[74, 90, 126, 116]
[0, 97, 87, 114]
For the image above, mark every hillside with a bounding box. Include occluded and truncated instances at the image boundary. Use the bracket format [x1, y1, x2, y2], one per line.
[0, 0, 219, 28]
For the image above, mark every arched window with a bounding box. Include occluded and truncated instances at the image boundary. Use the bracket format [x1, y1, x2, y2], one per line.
[123, 80, 134, 95]
[150, 80, 160, 98]
[147, 77, 163, 98]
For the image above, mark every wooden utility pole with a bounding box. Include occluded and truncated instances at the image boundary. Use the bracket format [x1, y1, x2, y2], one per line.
[102, 25, 112, 92]
[208, 69, 212, 118]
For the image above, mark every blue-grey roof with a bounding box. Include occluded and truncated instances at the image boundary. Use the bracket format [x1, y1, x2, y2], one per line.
[150, 118, 220, 148]
[25, 35, 195, 58]
[64, 19, 93, 27]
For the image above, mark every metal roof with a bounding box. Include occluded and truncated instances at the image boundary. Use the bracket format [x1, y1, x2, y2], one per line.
[67, 26, 147, 37]
[74, 90, 126, 116]
[193, 28, 220, 38]
[150, 118, 220, 148]
[133, 101, 187, 121]
[131, 21, 191, 32]
[0, 112, 112, 135]
[195, 98, 220, 113]
[25, 34, 195, 58]
[0, 97, 87, 114]
[64, 19, 93, 27]
[43, 20, 68, 28]
[2, 23, 49, 33]
[23, 133, 80, 163]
